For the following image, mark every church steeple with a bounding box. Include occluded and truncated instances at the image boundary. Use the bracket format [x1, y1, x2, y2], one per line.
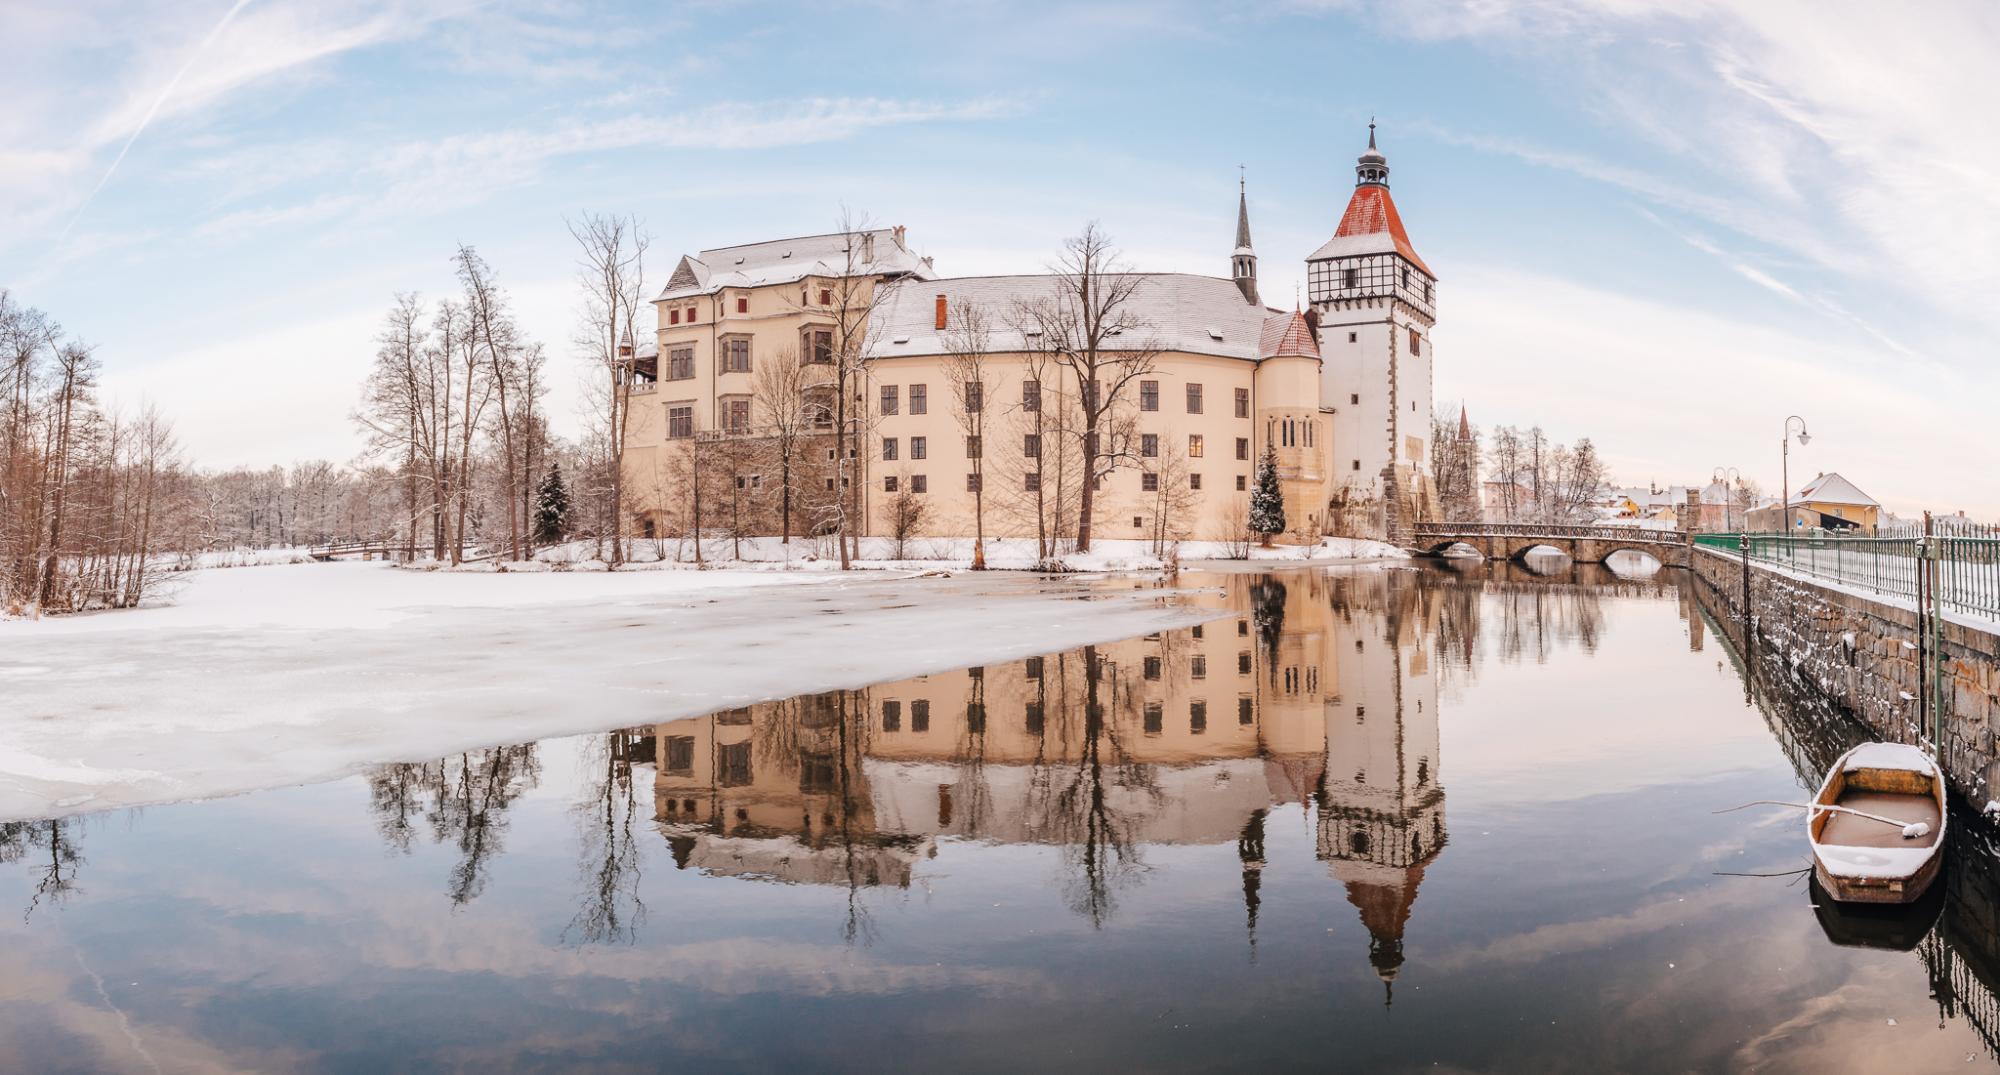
[1356, 121, 1389, 188]
[1232, 170, 1259, 305]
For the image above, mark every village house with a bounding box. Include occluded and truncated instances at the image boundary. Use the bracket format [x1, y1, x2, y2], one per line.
[1744, 471, 1882, 533]
[620, 128, 1439, 547]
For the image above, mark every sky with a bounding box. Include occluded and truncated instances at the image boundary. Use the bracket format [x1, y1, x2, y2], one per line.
[4, 0, 1997, 519]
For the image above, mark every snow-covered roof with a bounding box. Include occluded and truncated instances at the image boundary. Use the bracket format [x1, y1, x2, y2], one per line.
[1793, 472, 1879, 508]
[1307, 184, 1434, 277]
[657, 228, 933, 302]
[867, 273, 1303, 362]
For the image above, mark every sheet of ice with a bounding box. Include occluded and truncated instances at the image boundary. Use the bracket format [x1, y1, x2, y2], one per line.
[1842, 742, 1935, 776]
[0, 561, 1237, 821]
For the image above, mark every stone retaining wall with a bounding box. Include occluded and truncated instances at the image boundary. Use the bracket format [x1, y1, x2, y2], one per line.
[1692, 545, 2000, 806]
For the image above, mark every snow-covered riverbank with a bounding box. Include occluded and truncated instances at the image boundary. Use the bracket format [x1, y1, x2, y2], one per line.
[0, 560, 1258, 821]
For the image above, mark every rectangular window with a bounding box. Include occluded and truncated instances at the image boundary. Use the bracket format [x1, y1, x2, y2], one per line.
[1238, 651, 1251, 675]
[1235, 437, 1249, 460]
[1141, 433, 1158, 458]
[1343, 267, 1357, 289]
[724, 398, 750, 432]
[1186, 383, 1203, 413]
[819, 287, 832, 305]
[912, 699, 930, 732]
[965, 436, 981, 459]
[1025, 656, 1043, 680]
[1140, 380, 1159, 412]
[1352, 459, 1361, 471]
[723, 338, 751, 373]
[1024, 471, 1040, 492]
[1188, 434, 1203, 458]
[664, 735, 694, 773]
[1236, 475, 1247, 491]
[884, 475, 899, 492]
[668, 347, 694, 380]
[669, 308, 680, 325]
[1409, 327, 1421, 355]
[880, 384, 899, 415]
[719, 741, 752, 787]
[1143, 655, 1161, 680]
[1351, 393, 1359, 405]
[1348, 331, 1357, 343]
[667, 405, 693, 439]
[911, 474, 928, 493]
[966, 702, 985, 734]
[965, 381, 983, 413]
[883, 438, 898, 461]
[1022, 379, 1040, 411]
[1190, 473, 1202, 490]
[809, 329, 832, 365]
[911, 436, 927, 460]
[1191, 655, 1207, 679]
[1142, 472, 1159, 492]
[1143, 702, 1162, 735]
[1190, 700, 1207, 734]
[1025, 702, 1044, 735]
[910, 384, 927, 414]
[735, 295, 749, 314]
[1023, 433, 1040, 458]
[1238, 695, 1254, 724]
[1234, 387, 1249, 418]
[966, 473, 981, 492]
[882, 700, 901, 732]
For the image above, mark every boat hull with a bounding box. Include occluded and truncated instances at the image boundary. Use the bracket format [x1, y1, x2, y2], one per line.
[1812, 847, 1941, 905]
[1808, 742, 1946, 906]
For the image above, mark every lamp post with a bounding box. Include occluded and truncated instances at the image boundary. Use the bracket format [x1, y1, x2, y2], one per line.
[1782, 416, 1811, 532]
[1712, 466, 1741, 531]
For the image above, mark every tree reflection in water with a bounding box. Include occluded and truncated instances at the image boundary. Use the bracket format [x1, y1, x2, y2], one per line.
[365, 744, 542, 906]
[564, 729, 649, 945]
[0, 818, 83, 921]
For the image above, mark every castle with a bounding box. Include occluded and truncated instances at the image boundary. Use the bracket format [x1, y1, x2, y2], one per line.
[621, 127, 1438, 545]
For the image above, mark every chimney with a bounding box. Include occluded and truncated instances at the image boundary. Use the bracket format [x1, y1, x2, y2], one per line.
[862, 233, 875, 262]
[892, 224, 907, 249]
[935, 294, 948, 330]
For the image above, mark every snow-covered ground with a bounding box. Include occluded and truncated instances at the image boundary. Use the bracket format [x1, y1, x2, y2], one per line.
[504, 534, 1406, 573]
[0, 560, 1275, 822]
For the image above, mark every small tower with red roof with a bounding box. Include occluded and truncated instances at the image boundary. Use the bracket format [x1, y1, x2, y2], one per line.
[1306, 123, 1439, 542]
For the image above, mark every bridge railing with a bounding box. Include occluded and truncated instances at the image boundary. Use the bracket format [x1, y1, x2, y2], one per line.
[1413, 522, 1686, 544]
[1695, 528, 2000, 622]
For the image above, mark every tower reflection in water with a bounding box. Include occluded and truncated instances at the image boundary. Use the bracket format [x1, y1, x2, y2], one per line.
[645, 570, 1445, 988]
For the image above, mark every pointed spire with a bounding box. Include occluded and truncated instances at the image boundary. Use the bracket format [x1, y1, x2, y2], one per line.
[1232, 169, 1259, 305]
[1356, 122, 1390, 188]
[1457, 404, 1471, 442]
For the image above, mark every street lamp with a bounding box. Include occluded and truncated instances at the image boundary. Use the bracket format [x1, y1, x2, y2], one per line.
[1782, 416, 1811, 532]
[1712, 466, 1741, 531]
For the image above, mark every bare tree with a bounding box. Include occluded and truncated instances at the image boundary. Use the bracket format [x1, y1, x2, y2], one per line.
[885, 476, 927, 559]
[752, 345, 815, 549]
[941, 298, 993, 568]
[1144, 435, 1199, 556]
[569, 213, 649, 565]
[456, 246, 533, 562]
[1018, 224, 1160, 552]
[818, 209, 890, 570]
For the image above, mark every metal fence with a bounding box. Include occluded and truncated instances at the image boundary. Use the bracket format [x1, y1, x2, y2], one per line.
[1694, 520, 2000, 622]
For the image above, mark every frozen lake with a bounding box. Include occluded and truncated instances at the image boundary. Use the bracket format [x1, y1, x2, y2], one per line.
[5, 561, 1999, 1072]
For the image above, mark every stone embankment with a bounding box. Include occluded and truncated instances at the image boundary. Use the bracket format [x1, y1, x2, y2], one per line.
[1692, 545, 2000, 806]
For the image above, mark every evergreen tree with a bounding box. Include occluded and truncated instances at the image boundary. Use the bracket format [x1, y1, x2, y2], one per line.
[1249, 441, 1286, 546]
[533, 462, 571, 545]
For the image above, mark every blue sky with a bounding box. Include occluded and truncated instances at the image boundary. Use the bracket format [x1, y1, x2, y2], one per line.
[5, 0, 1996, 517]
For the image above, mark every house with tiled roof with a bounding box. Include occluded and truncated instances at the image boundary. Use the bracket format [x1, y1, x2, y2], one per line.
[620, 127, 1440, 549]
[1744, 471, 1882, 533]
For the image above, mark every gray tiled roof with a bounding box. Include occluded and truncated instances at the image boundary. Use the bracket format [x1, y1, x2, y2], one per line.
[657, 228, 933, 301]
[868, 273, 1288, 362]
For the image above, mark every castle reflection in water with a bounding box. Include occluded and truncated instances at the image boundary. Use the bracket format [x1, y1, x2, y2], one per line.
[640, 569, 1450, 988]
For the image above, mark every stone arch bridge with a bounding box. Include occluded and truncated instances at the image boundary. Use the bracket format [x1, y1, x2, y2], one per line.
[1409, 522, 1694, 567]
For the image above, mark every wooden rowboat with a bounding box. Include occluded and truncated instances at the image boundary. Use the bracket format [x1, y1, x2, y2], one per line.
[1810, 742, 1946, 905]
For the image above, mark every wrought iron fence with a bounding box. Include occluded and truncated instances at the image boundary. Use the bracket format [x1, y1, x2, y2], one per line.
[1695, 521, 2000, 622]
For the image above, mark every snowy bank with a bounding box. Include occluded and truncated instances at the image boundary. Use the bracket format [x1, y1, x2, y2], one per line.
[0, 560, 1243, 821]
